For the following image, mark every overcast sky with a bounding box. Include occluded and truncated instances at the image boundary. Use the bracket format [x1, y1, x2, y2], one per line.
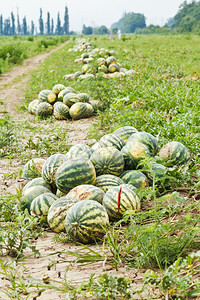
[1, 0, 190, 32]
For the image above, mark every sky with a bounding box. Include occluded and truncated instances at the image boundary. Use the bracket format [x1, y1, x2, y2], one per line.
[0, 0, 191, 32]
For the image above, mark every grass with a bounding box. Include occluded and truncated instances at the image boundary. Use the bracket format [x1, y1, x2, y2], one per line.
[0, 34, 200, 299]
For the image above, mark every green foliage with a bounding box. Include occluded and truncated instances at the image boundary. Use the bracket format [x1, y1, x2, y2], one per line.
[172, 1, 200, 33]
[111, 12, 146, 33]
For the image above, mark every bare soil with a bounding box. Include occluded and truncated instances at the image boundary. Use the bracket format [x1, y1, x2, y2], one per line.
[0, 43, 156, 299]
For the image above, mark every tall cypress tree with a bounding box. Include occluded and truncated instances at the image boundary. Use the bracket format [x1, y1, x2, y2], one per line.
[63, 6, 69, 34]
[0, 15, 3, 35]
[4, 18, 11, 35]
[56, 12, 61, 35]
[22, 16, 27, 35]
[17, 14, 21, 35]
[11, 12, 15, 35]
[47, 12, 50, 35]
[31, 21, 35, 35]
[51, 18, 54, 35]
[39, 8, 44, 35]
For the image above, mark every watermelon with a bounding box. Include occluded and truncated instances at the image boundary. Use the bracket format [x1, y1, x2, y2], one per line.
[28, 99, 40, 115]
[121, 141, 151, 170]
[146, 163, 167, 184]
[65, 200, 109, 244]
[89, 99, 103, 113]
[56, 157, 96, 194]
[108, 63, 120, 73]
[20, 185, 51, 212]
[106, 56, 117, 66]
[77, 93, 90, 102]
[102, 186, 140, 221]
[113, 126, 138, 142]
[97, 58, 106, 66]
[38, 90, 57, 104]
[158, 141, 190, 165]
[57, 87, 76, 101]
[67, 184, 105, 204]
[53, 102, 70, 120]
[63, 93, 80, 108]
[99, 133, 125, 150]
[22, 158, 45, 179]
[119, 184, 140, 211]
[90, 147, 124, 176]
[22, 177, 53, 192]
[69, 102, 90, 120]
[82, 64, 90, 74]
[42, 153, 66, 185]
[30, 192, 58, 222]
[36, 102, 53, 118]
[91, 142, 101, 151]
[66, 143, 90, 159]
[95, 174, 124, 192]
[127, 132, 158, 156]
[47, 196, 79, 233]
[52, 84, 65, 95]
[78, 148, 94, 160]
[120, 170, 149, 189]
[84, 103, 94, 118]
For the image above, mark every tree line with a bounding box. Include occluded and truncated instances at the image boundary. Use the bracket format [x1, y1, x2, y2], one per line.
[0, 6, 69, 36]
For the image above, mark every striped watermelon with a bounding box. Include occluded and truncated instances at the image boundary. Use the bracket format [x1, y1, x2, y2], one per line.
[22, 158, 45, 179]
[28, 99, 40, 115]
[47, 196, 79, 233]
[53, 102, 70, 120]
[66, 143, 90, 159]
[119, 184, 140, 211]
[91, 142, 101, 151]
[69, 102, 89, 120]
[63, 93, 80, 108]
[106, 56, 117, 66]
[20, 185, 51, 212]
[127, 132, 159, 156]
[77, 93, 90, 102]
[102, 186, 140, 221]
[36, 102, 53, 118]
[67, 184, 105, 204]
[158, 141, 190, 166]
[30, 192, 58, 222]
[108, 63, 120, 73]
[22, 177, 53, 192]
[121, 141, 151, 170]
[147, 163, 167, 184]
[52, 84, 66, 95]
[42, 153, 66, 185]
[99, 133, 125, 150]
[120, 170, 149, 189]
[38, 90, 57, 104]
[113, 126, 138, 142]
[57, 87, 76, 101]
[95, 174, 124, 192]
[56, 157, 96, 194]
[78, 148, 94, 160]
[90, 147, 124, 176]
[65, 200, 109, 244]
[84, 103, 94, 118]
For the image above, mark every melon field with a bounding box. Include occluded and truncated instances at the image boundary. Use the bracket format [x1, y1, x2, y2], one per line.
[0, 34, 200, 299]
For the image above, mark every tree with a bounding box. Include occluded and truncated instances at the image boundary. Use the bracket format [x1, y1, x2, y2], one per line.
[82, 24, 93, 35]
[31, 21, 35, 35]
[17, 14, 21, 35]
[56, 12, 62, 35]
[0, 15, 3, 35]
[51, 18, 54, 35]
[11, 12, 15, 35]
[63, 6, 69, 34]
[93, 25, 109, 35]
[111, 12, 146, 33]
[39, 8, 44, 35]
[4, 18, 11, 35]
[172, 0, 200, 33]
[22, 16, 27, 35]
[47, 12, 50, 35]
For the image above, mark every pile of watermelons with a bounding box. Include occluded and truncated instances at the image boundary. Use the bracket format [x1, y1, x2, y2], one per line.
[20, 126, 190, 244]
[65, 39, 135, 80]
[28, 84, 103, 120]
